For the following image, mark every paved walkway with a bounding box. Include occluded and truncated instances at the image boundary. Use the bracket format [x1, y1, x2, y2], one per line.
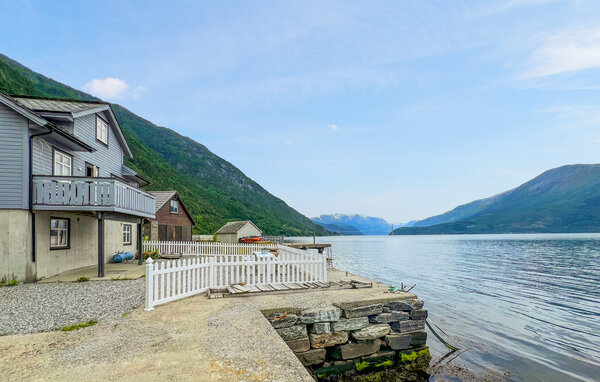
[0, 268, 417, 382]
[39, 262, 146, 282]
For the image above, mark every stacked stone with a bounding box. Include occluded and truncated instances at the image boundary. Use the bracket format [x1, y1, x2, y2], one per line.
[266, 298, 430, 379]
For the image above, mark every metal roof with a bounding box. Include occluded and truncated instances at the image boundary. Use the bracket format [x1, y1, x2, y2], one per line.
[215, 220, 262, 235]
[12, 96, 107, 114]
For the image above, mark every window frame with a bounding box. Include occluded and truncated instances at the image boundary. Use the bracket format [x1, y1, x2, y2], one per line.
[170, 199, 179, 214]
[50, 217, 70, 250]
[52, 148, 73, 176]
[85, 162, 100, 177]
[123, 224, 132, 245]
[95, 115, 109, 146]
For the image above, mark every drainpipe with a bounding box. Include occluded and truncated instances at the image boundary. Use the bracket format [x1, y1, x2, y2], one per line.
[28, 122, 53, 262]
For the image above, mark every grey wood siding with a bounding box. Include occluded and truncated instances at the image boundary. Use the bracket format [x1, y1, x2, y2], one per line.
[72, 112, 123, 177]
[31, 111, 124, 178]
[0, 103, 28, 209]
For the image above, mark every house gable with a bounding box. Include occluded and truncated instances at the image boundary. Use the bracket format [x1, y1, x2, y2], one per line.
[150, 192, 195, 227]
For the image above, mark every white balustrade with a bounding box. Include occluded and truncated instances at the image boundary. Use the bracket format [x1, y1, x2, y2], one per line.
[32, 176, 155, 217]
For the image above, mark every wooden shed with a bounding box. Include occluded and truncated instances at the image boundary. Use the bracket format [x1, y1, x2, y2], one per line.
[145, 191, 195, 241]
[215, 220, 262, 243]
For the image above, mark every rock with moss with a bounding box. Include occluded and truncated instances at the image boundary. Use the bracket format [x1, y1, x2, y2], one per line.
[310, 331, 349, 348]
[351, 324, 390, 341]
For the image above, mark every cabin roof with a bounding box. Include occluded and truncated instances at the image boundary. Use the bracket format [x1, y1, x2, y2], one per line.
[147, 190, 196, 225]
[215, 220, 262, 235]
[12, 96, 106, 114]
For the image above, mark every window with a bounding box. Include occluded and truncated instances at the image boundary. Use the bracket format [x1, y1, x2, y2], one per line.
[96, 116, 108, 145]
[170, 200, 179, 214]
[123, 224, 132, 245]
[50, 218, 70, 249]
[53, 149, 72, 176]
[85, 162, 99, 177]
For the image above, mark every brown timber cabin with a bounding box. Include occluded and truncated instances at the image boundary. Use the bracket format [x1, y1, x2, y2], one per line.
[145, 191, 195, 241]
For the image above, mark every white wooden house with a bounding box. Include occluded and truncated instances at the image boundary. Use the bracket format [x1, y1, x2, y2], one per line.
[0, 92, 156, 282]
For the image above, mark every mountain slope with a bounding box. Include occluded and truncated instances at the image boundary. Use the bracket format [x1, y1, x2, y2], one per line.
[393, 164, 600, 234]
[317, 223, 363, 236]
[0, 53, 328, 236]
[312, 214, 391, 235]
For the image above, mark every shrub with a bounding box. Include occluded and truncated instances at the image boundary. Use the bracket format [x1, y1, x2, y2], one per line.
[76, 277, 89, 282]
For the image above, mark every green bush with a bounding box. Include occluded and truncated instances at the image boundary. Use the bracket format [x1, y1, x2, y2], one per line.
[76, 277, 90, 282]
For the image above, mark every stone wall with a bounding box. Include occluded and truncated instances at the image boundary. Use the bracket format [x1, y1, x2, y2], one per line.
[264, 297, 430, 381]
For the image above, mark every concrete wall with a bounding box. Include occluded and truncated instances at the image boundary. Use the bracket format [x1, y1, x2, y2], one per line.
[34, 211, 98, 280]
[34, 211, 139, 280]
[0, 210, 33, 282]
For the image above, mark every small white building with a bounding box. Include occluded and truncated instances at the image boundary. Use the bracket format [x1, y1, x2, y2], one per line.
[215, 220, 262, 243]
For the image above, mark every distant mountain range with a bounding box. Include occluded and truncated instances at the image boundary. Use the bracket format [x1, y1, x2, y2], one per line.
[392, 164, 600, 235]
[312, 214, 392, 235]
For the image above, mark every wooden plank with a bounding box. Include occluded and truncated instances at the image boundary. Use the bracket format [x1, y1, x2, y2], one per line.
[227, 286, 239, 294]
[314, 281, 331, 288]
[291, 282, 308, 289]
[271, 283, 289, 290]
[283, 282, 302, 290]
[248, 285, 261, 292]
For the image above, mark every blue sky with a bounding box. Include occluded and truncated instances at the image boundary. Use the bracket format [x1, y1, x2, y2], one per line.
[2, 0, 600, 222]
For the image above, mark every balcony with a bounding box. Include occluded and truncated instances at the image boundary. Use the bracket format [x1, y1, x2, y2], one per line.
[32, 176, 156, 218]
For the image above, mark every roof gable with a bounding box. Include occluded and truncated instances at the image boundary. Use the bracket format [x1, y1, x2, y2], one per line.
[148, 191, 196, 225]
[215, 220, 262, 235]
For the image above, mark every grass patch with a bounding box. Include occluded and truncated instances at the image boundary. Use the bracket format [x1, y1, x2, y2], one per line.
[111, 276, 135, 281]
[0, 278, 19, 287]
[76, 276, 89, 282]
[61, 320, 97, 331]
[122, 312, 129, 317]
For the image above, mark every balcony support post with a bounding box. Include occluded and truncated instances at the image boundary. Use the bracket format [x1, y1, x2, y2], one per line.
[98, 212, 105, 278]
[137, 218, 144, 266]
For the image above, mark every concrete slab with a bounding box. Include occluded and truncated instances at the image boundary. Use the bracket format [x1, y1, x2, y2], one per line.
[38, 262, 145, 282]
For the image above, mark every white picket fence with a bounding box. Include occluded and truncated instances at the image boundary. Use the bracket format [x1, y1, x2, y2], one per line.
[143, 240, 277, 256]
[144, 244, 327, 311]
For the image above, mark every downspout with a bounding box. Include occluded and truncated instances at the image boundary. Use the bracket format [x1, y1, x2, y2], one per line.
[28, 122, 53, 262]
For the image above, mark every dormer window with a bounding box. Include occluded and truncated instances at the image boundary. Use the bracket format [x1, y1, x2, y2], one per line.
[170, 200, 179, 214]
[96, 116, 108, 145]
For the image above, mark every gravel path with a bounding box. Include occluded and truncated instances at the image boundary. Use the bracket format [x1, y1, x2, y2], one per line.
[0, 279, 144, 335]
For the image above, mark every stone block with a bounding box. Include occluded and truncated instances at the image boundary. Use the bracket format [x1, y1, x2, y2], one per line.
[384, 333, 412, 350]
[329, 339, 381, 360]
[351, 324, 390, 341]
[355, 350, 396, 372]
[310, 331, 349, 348]
[386, 299, 424, 311]
[398, 346, 430, 364]
[390, 320, 425, 333]
[410, 309, 428, 320]
[314, 360, 356, 378]
[410, 331, 427, 346]
[332, 317, 369, 332]
[368, 311, 409, 324]
[285, 338, 310, 353]
[342, 303, 383, 318]
[276, 324, 308, 341]
[267, 312, 298, 329]
[299, 306, 342, 324]
[309, 322, 331, 334]
[296, 348, 326, 366]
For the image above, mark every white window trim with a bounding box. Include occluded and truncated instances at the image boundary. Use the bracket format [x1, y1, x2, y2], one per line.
[170, 200, 179, 214]
[53, 148, 72, 176]
[123, 224, 132, 245]
[96, 116, 109, 145]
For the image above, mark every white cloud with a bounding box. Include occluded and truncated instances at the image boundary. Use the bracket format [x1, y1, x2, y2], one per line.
[521, 28, 600, 78]
[327, 124, 339, 132]
[83, 77, 130, 99]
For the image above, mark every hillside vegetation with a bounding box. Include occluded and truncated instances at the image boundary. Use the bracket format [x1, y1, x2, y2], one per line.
[393, 164, 600, 234]
[0, 53, 328, 236]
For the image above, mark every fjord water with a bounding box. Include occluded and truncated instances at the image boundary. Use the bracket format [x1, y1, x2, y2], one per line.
[310, 234, 600, 381]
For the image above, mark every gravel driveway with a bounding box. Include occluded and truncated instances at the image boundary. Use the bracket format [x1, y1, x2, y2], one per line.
[0, 279, 144, 335]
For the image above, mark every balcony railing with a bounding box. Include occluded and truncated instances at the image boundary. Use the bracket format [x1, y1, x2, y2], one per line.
[32, 176, 156, 218]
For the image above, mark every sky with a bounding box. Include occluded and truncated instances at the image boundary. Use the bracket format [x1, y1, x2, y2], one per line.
[2, 0, 600, 223]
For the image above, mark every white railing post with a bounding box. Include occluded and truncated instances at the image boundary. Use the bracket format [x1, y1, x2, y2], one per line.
[144, 257, 155, 311]
[209, 256, 215, 288]
[322, 252, 328, 282]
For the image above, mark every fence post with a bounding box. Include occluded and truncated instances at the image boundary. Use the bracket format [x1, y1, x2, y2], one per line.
[209, 256, 215, 288]
[144, 257, 154, 311]
[322, 252, 328, 283]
